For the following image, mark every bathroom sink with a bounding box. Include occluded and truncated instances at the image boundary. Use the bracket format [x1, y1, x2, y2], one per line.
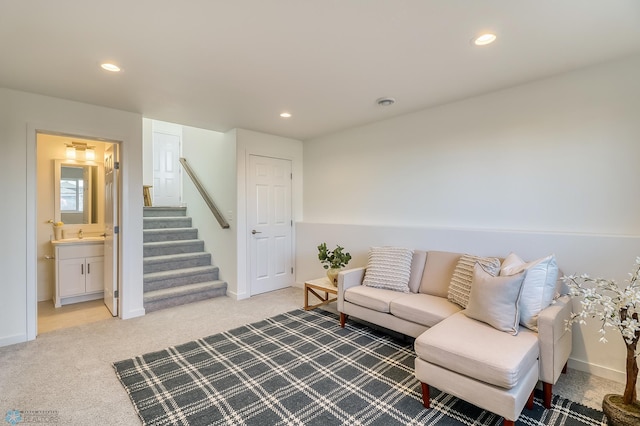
[51, 236, 105, 245]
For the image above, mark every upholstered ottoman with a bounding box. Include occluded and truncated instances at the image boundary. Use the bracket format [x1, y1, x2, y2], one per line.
[414, 312, 539, 426]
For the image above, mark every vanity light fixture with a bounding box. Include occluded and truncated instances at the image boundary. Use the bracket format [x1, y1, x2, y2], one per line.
[85, 147, 96, 161]
[65, 145, 76, 160]
[66, 142, 96, 160]
[280, 112, 292, 118]
[473, 33, 497, 46]
[101, 63, 121, 72]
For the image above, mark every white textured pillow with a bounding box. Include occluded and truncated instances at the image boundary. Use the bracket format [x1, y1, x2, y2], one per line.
[448, 254, 501, 308]
[500, 253, 559, 332]
[465, 263, 526, 335]
[363, 247, 414, 293]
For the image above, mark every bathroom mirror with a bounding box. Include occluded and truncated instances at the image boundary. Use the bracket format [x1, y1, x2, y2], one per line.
[54, 160, 104, 225]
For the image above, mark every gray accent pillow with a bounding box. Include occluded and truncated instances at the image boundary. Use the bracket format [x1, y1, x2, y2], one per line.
[447, 254, 501, 308]
[465, 263, 526, 335]
[363, 246, 414, 293]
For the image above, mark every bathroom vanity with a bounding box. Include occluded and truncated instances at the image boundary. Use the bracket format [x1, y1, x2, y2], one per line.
[51, 238, 105, 307]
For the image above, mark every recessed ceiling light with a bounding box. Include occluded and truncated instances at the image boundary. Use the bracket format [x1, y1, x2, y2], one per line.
[473, 33, 497, 46]
[101, 63, 121, 72]
[376, 97, 395, 107]
[280, 112, 292, 118]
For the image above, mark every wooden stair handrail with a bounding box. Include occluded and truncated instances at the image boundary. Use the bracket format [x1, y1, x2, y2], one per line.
[179, 157, 230, 229]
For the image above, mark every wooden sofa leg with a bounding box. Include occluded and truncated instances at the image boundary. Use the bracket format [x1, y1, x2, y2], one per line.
[526, 389, 534, 410]
[339, 312, 348, 328]
[503, 420, 515, 426]
[543, 382, 552, 409]
[420, 382, 430, 408]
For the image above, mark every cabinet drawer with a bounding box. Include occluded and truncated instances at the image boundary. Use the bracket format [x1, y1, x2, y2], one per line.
[57, 244, 104, 259]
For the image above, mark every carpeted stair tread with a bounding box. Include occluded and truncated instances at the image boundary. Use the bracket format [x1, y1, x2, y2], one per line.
[144, 252, 211, 264]
[143, 281, 228, 312]
[143, 280, 227, 302]
[143, 217, 192, 229]
[144, 265, 218, 280]
[144, 239, 202, 247]
[144, 228, 199, 242]
[143, 207, 187, 217]
[143, 239, 204, 256]
[144, 252, 212, 274]
[144, 227, 197, 234]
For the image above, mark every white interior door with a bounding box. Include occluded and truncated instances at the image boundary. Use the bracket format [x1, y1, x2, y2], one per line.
[104, 144, 119, 316]
[152, 131, 181, 206]
[249, 155, 293, 295]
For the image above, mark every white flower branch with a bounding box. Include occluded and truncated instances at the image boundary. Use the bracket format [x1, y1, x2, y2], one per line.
[563, 256, 640, 359]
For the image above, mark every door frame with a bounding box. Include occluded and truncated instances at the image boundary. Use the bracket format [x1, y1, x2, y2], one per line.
[27, 125, 123, 339]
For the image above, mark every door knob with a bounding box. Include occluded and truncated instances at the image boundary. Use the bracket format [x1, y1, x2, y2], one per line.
[252, 230, 262, 234]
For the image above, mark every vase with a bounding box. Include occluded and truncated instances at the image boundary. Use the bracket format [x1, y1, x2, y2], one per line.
[54, 226, 63, 241]
[602, 394, 640, 426]
[326, 268, 341, 286]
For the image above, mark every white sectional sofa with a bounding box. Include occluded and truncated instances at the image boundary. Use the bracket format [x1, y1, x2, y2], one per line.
[337, 249, 572, 426]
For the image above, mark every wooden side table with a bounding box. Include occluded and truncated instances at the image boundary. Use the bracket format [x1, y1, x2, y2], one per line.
[304, 277, 338, 310]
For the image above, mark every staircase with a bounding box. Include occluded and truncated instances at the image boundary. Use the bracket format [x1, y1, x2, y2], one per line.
[143, 206, 227, 312]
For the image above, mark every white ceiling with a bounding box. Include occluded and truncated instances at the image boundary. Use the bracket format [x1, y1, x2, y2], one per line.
[2, 1, 640, 140]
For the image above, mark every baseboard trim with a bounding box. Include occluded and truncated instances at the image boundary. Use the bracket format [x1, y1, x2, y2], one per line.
[568, 357, 626, 384]
[0, 333, 28, 348]
[121, 307, 146, 320]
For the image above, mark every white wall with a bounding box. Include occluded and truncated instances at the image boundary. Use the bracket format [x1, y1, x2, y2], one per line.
[181, 125, 237, 295]
[142, 118, 153, 189]
[304, 55, 640, 234]
[298, 55, 640, 383]
[0, 88, 144, 347]
[236, 129, 303, 300]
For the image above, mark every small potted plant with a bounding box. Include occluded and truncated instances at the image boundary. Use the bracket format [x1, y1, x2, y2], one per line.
[564, 257, 640, 425]
[317, 242, 352, 286]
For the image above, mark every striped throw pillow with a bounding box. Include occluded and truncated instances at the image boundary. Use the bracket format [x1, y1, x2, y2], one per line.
[363, 247, 414, 293]
[447, 254, 501, 308]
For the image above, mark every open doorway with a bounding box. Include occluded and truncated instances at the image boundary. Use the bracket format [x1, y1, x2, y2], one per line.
[36, 132, 121, 334]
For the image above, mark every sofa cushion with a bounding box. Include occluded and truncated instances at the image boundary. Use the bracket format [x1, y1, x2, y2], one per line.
[408, 250, 427, 293]
[447, 254, 501, 308]
[464, 263, 525, 335]
[500, 253, 559, 332]
[362, 246, 414, 293]
[344, 286, 406, 313]
[390, 294, 462, 328]
[414, 312, 539, 389]
[419, 251, 462, 297]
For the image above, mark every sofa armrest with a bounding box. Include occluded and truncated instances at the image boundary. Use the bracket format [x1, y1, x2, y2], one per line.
[537, 294, 573, 385]
[337, 267, 366, 312]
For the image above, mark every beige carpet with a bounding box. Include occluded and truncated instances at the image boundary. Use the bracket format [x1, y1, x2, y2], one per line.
[0, 287, 630, 425]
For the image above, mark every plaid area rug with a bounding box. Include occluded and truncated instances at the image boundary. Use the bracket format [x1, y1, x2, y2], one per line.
[113, 309, 605, 426]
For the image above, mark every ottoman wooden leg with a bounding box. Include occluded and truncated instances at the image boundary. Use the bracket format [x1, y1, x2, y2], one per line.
[543, 382, 552, 409]
[421, 382, 430, 408]
[526, 389, 534, 410]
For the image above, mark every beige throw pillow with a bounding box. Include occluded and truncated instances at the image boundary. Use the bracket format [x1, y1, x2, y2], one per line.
[465, 263, 526, 335]
[362, 247, 414, 293]
[447, 254, 501, 308]
[500, 253, 559, 331]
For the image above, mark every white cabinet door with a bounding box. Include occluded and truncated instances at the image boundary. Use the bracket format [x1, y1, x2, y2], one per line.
[85, 256, 104, 293]
[59, 258, 86, 297]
